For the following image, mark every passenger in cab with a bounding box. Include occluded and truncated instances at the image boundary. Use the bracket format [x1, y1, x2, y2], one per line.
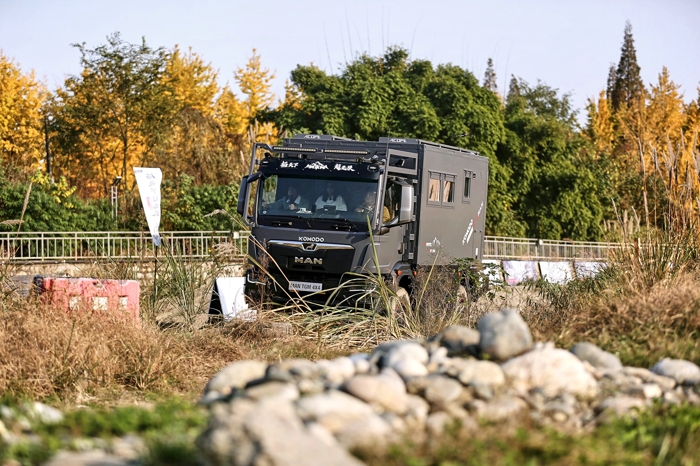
[355, 190, 391, 222]
[314, 182, 347, 212]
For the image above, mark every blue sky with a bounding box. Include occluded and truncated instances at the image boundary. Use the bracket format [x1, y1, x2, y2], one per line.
[1, 0, 698, 116]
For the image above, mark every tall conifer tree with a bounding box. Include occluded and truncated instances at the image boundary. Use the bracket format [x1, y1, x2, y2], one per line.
[609, 21, 644, 111]
[483, 58, 498, 93]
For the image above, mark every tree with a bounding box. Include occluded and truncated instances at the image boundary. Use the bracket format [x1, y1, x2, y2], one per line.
[215, 49, 281, 178]
[585, 91, 615, 156]
[483, 58, 498, 94]
[266, 47, 521, 235]
[155, 46, 236, 186]
[498, 78, 606, 240]
[51, 33, 174, 197]
[608, 21, 644, 112]
[0, 52, 47, 181]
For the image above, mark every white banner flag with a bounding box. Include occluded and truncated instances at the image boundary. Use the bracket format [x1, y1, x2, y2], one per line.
[133, 167, 162, 247]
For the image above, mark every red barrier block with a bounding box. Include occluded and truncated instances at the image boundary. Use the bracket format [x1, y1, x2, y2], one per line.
[38, 277, 140, 323]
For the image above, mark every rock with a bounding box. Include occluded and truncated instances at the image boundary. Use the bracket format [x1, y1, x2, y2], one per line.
[570, 342, 622, 370]
[383, 342, 430, 368]
[371, 341, 429, 369]
[297, 378, 325, 395]
[432, 325, 480, 355]
[316, 358, 355, 386]
[198, 397, 362, 466]
[449, 359, 505, 388]
[393, 358, 429, 379]
[334, 414, 394, 450]
[329, 357, 356, 383]
[342, 368, 408, 414]
[623, 367, 676, 390]
[0, 405, 14, 421]
[349, 353, 372, 375]
[266, 359, 319, 382]
[651, 359, 700, 386]
[306, 422, 339, 448]
[296, 391, 375, 433]
[203, 360, 268, 401]
[472, 383, 494, 400]
[596, 396, 647, 422]
[109, 435, 146, 460]
[501, 347, 599, 400]
[425, 411, 453, 437]
[543, 399, 577, 418]
[22, 402, 63, 425]
[429, 346, 449, 363]
[404, 394, 430, 425]
[245, 381, 300, 402]
[0, 420, 11, 443]
[478, 308, 533, 360]
[641, 384, 663, 399]
[423, 376, 463, 409]
[44, 451, 129, 466]
[472, 396, 528, 422]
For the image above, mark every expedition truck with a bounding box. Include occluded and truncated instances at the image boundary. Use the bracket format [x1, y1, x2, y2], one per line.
[236, 134, 489, 309]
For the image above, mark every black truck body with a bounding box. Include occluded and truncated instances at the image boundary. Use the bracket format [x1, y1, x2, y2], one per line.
[236, 134, 489, 306]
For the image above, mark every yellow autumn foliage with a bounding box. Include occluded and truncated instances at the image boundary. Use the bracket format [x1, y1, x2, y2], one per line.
[0, 51, 47, 180]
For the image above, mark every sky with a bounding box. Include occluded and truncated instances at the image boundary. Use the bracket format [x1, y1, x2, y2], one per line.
[1, 0, 699, 117]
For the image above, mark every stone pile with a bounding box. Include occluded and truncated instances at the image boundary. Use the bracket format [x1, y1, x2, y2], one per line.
[197, 308, 700, 466]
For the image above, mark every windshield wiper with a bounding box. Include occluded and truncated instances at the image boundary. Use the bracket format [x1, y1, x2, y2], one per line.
[313, 217, 358, 231]
[265, 214, 312, 229]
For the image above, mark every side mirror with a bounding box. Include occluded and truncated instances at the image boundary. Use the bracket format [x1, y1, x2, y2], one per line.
[236, 175, 249, 217]
[237, 172, 263, 222]
[398, 185, 414, 224]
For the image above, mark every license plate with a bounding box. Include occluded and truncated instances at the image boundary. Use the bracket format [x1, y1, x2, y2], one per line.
[288, 280, 323, 292]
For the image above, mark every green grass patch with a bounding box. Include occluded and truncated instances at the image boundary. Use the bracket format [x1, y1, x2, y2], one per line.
[358, 403, 700, 466]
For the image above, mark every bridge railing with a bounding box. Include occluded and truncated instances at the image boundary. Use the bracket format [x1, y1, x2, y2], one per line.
[0, 231, 619, 262]
[0, 231, 248, 262]
[483, 236, 619, 261]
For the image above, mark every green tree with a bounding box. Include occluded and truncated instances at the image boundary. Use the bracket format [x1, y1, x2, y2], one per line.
[0, 168, 115, 232]
[51, 32, 175, 198]
[267, 47, 520, 235]
[498, 79, 606, 240]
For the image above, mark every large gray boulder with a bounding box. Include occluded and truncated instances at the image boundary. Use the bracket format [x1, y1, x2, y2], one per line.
[570, 342, 623, 370]
[651, 358, 700, 386]
[342, 368, 408, 414]
[478, 309, 533, 360]
[431, 325, 480, 355]
[296, 391, 375, 433]
[501, 346, 599, 400]
[447, 359, 506, 388]
[197, 397, 362, 466]
[201, 360, 268, 403]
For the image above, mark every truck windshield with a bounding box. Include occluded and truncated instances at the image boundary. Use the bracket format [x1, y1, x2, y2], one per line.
[257, 174, 380, 231]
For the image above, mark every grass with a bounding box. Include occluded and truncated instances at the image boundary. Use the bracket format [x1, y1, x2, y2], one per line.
[2, 225, 700, 465]
[0, 398, 207, 466]
[356, 403, 700, 465]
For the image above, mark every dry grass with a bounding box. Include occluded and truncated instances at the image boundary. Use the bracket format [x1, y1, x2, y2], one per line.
[522, 269, 700, 367]
[0, 298, 348, 403]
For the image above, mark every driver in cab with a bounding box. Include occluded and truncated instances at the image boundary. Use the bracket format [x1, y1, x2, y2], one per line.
[262, 185, 311, 212]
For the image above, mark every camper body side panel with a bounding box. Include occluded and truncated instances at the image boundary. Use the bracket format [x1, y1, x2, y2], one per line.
[415, 146, 488, 265]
